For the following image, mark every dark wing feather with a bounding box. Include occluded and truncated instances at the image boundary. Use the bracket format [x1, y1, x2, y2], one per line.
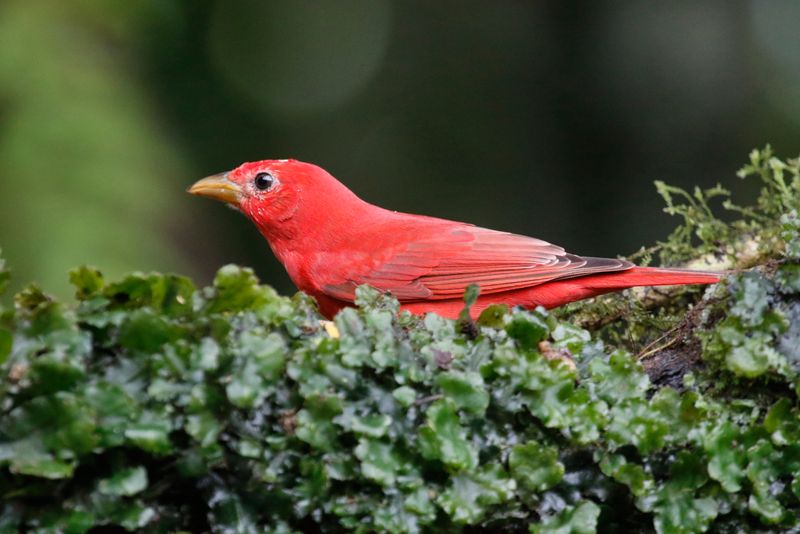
[321, 225, 632, 302]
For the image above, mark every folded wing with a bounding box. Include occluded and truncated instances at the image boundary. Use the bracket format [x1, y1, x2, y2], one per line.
[320, 224, 633, 302]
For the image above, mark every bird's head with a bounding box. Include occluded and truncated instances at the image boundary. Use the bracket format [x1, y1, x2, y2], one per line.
[188, 159, 363, 240]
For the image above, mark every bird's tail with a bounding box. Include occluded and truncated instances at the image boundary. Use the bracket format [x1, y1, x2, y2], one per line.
[577, 266, 722, 290]
[469, 265, 724, 311]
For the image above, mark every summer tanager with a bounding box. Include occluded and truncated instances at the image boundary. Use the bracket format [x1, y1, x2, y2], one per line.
[188, 160, 720, 319]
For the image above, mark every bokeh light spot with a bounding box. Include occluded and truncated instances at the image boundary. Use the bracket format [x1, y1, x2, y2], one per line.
[209, 0, 392, 116]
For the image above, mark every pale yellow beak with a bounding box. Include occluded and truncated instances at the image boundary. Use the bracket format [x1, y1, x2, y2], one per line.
[187, 173, 242, 206]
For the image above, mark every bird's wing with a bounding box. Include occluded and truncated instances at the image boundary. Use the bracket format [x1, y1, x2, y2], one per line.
[319, 224, 633, 302]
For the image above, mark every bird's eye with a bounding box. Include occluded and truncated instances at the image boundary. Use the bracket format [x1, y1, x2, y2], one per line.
[253, 172, 275, 191]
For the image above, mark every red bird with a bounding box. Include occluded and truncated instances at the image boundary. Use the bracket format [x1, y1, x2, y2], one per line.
[188, 160, 720, 319]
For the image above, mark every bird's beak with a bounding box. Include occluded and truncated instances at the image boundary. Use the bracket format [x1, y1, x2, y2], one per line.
[187, 173, 242, 206]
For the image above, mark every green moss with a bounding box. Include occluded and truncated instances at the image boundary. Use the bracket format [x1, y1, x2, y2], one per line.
[0, 148, 799, 532]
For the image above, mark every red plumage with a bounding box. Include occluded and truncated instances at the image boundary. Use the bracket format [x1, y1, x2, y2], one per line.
[189, 160, 721, 319]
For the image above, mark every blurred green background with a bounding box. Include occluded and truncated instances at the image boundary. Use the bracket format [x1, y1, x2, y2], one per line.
[1, 0, 798, 299]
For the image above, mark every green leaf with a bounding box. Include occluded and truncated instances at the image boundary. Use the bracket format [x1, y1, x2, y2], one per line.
[764, 398, 800, 446]
[462, 284, 480, 308]
[438, 464, 515, 524]
[15, 286, 73, 336]
[530, 501, 600, 534]
[241, 331, 287, 380]
[417, 400, 477, 471]
[15, 284, 51, 313]
[477, 304, 509, 328]
[295, 395, 344, 452]
[521, 357, 606, 444]
[599, 454, 652, 497]
[28, 357, 86, 395]
[509, 441, 564, 492]
[649, 453, 718, 533]
[353, 284, 400, 314]
[185, 412, 221, 447]
[607, 400, 668, 455]
[98, 466, 148, 496]
[85, 383, 139, 448]
[225, 331, 287, 408]
[350, 414, 392, 438]
[730, 272, 772, 327]
[225, 367, 261, 409]
[39, 510, 95, 534]
[437, 371, 490, 415]
[722, 327, 787, 378]
[355, 438, 401, 486]
[506, 313, 548, 350]
[207, 490, 259, 532]
[392, 386, 416, 407]
[205, 264, 274, 313]
[14, 395, 98, 455]
[704, 421, 746, 492]
[104, 272, 195, 315]
[550, 322, 591, 353]
[107, 503, 156, 531]
[11, 456, 75, 479]
[403, 487, 437, 522]
[749, 490, 784, 524]
[68, 265, 104, 300]
[196, 337, 220, 371]
[118, 309, 177, 353]
[589, 351, 649, 403]
[124, 421, 172, 454]
[746, 439, 786, 523]
[781, 210, 800, 260]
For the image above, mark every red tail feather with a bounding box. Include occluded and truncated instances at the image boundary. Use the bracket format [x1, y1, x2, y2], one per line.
[577, 266, 722, 290]
[401, 266, 722, 317]
[508, 266, 722, 311]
